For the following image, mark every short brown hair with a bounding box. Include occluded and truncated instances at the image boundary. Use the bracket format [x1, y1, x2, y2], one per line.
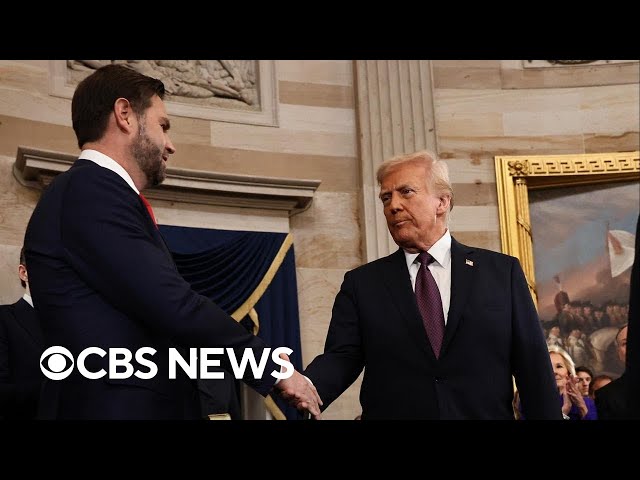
[72, 63, 166, 149]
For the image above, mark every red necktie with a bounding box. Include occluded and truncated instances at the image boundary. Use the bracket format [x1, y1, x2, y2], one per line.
[415, 252, 445, 358]
[139, 193, 158, 228]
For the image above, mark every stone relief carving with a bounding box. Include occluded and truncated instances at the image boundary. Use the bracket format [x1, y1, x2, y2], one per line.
[523, 60, 638, 69]
[50, 60, 278, 126]
[67, 60, 259, 110]
[535, 60, 599, 66]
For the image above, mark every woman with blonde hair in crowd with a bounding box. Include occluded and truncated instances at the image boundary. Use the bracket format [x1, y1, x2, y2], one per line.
[548, 345, 597, 419]
[514, 346, 597, 419]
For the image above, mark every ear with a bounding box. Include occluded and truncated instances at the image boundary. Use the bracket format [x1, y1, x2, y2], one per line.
[114, 97, 133, 132]
[18, 264, 28, 283]
[436, 195, 451, 215]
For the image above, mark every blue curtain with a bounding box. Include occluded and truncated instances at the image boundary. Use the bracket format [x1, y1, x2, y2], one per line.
[159, 225, 303, 420]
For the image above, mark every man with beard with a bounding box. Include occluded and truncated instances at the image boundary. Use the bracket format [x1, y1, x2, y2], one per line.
[24, 64, 321, 419]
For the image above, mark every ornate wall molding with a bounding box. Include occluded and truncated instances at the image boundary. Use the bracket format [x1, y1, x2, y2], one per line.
[505, 152, 639, 185]
[523, 60, 637, 68]
[13, 146, 320, 216]
[501, 60, 639, 89]
[49, 60, 279, 127]
[355, 60, 438, 262]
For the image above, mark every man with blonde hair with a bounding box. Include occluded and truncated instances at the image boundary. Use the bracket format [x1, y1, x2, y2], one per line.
[304, 150, 561, 419]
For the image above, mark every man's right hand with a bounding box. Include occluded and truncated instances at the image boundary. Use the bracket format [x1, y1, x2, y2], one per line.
[274, 354, 323, 419]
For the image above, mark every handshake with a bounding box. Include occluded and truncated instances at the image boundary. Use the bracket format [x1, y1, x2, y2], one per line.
[273, 353, 323, 419]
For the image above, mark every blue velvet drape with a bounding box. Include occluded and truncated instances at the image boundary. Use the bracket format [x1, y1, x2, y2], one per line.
[159, 224, 303, 420]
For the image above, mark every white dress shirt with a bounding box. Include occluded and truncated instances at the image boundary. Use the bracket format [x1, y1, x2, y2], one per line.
[23, 292, 33, 308]
[305, 231, 454, 392]
[80, 149, 139, 194]
[403, 230, 452, 324]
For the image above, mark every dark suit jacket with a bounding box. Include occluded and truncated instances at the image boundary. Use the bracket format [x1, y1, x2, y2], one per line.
[0, 298, 44, 419]
[304, 238, 562, 419]
[24, 159, 278, 419]
[595, 373, 630, 420]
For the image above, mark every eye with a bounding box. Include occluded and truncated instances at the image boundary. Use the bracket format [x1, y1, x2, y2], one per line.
[40, 346, 75, 380]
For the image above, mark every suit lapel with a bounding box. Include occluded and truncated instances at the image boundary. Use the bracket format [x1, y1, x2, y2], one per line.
[137, 195, 159, 233]
[76, 160, 177, 270]
[136, 196, 176, 265]
[442, 237, 475, 354]
[381, 249, 435, 360]
[14, 298, 44, 348]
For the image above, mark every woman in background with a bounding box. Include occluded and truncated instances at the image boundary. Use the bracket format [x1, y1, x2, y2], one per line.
[548, 345, 597, 420]
[514, 346, 597, 420]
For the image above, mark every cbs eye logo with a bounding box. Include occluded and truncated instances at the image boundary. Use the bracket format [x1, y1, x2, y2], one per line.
[40, 346, 75, 380]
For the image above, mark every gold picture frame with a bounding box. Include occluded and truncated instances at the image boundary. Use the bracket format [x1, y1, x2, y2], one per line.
[494, 151, 640, 306]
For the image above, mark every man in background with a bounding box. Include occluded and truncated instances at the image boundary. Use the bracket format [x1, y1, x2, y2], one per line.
[595, 324, 629, 419]
[589, 374, 612, 399]
[0, 247, 44, 419]
[575, 366, 594, 398]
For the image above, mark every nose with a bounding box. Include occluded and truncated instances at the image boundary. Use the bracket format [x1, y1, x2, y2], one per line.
[388, 192, 403, 214]
[166, 136, 176, 155]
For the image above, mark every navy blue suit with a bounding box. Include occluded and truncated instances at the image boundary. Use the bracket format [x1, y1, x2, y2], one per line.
[595, 373, 630, 419]
[0, 298, 44, 419]
[24, 159, 278, 419]
[304, 239, 562, 419]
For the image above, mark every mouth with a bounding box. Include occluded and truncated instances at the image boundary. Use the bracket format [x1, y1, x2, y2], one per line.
[393, 220, 410, 227]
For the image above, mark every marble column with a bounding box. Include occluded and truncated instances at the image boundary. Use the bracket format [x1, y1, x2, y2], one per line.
[355, 60, 438, 261]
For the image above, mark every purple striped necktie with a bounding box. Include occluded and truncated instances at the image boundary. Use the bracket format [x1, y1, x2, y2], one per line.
[415, 252, 445, 358]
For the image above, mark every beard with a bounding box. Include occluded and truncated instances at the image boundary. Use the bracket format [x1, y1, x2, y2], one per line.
[131, 121, 166, 187]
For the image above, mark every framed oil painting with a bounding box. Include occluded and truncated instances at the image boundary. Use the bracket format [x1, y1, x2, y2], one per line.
[495, 151, 639, 379]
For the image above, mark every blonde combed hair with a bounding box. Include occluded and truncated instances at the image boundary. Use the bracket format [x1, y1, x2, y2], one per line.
[376, 150, 454, 223]
[548, 345, 576, 376]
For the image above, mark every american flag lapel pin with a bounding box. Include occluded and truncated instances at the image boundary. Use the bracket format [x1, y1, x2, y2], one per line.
[465, 259, 474, 266]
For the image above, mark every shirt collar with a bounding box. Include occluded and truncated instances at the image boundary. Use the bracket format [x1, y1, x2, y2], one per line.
[404, 230, 452, 270]
[79, 149, 140, 194]
[23, 293, 33, 308]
